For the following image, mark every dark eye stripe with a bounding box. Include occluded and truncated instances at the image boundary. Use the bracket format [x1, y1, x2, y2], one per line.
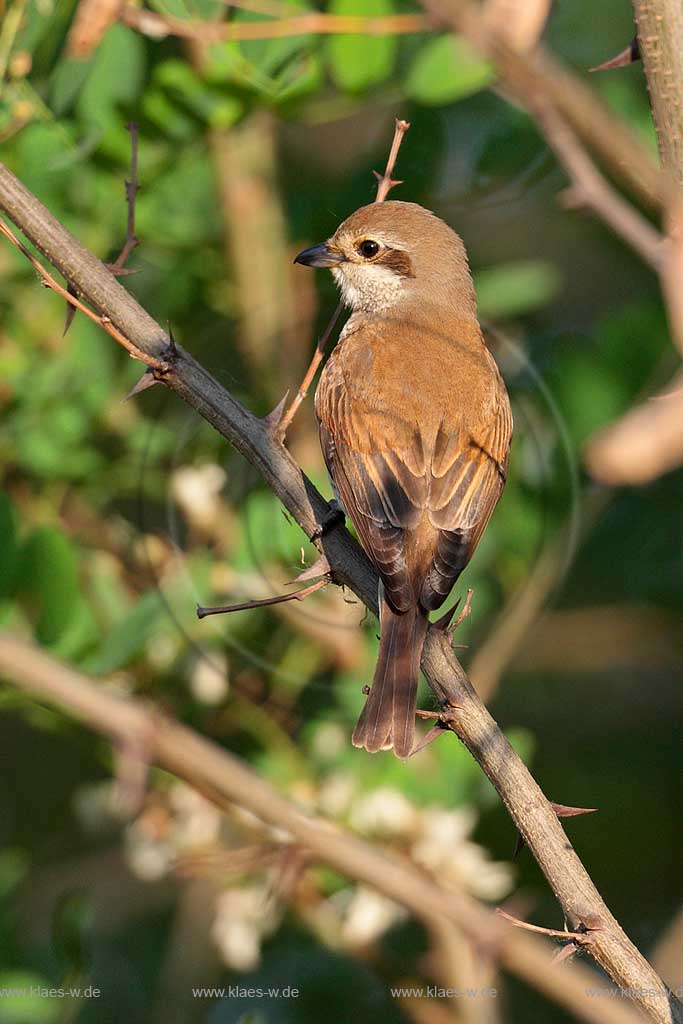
[378, 248, 414, 278]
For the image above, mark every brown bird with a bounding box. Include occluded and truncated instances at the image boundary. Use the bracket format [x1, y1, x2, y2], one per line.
[294, 201, 512, 758]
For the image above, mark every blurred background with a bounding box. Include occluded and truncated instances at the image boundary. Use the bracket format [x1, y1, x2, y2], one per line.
[0, 1, 682, 1022]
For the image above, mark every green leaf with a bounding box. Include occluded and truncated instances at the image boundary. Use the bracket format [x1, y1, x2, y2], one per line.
[15, 528, 82, 647]
[86, 591, 165, 675]
[326, 0, 397, 93]
[49, 58, 94, 117]
[77, 24, 145, 126]
[406, 34, 493, 105]
[474, 260, 562, 318]
[154, 60, 242, 126]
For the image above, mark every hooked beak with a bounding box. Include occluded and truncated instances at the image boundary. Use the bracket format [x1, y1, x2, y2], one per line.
[293, 241, 344, 268]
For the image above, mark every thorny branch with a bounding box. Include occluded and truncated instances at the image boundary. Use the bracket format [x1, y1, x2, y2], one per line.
[0, 158, 680, 1022]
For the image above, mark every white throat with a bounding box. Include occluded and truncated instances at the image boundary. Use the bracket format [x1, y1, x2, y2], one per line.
[332, 263, 405, 313]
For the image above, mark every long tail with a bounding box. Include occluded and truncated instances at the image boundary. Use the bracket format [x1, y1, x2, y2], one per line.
[352, 598, 429, 759]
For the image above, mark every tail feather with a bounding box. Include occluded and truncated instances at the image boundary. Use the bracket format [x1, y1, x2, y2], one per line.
[352, 599, 429, 758]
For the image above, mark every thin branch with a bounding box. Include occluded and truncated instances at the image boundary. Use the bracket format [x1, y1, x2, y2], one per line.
[373, 117, 411, 201]
[274, 301, 343, 439]
[196, 576, 328, 618]
[633, 0, 683, 185]
[111, 122, 140, 272]
[120, 5, 431, 42]
[422, 0, 663, 210]
[0, 217, 165, 371]
[496, 909, 591, 944]
[0, 161, 679, 1023]
[533, 101, 663, 270]
[0, 633, 648, 1024]
[277, 118, 410, 440]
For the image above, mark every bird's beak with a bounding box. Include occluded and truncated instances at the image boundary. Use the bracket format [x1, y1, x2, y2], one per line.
[293, 241, 344, 268]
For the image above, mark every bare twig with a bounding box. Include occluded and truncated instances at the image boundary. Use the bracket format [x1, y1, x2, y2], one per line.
[496, 909, 592, 944]
[120, 5, 431, 42]
[0, 161, 679, 1023]
[0, 217, 165, 371]
[526, 100, 663, 269]
[111, 122, 140, 272]
[421, 0, 663, 210]
[277, 118, 410, 440]
[373, 118, 411, 201]
[0, 633, 648, 1024]
[196, 576, 328, 618]
[274, 301, 343, 438]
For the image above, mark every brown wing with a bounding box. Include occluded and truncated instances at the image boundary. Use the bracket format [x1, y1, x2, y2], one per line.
[317, 336, 512, 615]
[316, 362, 428, 614]
[420, 378, 513, 611]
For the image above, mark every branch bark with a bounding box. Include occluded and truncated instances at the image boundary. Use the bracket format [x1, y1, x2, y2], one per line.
[0, 633, 648, 1024]
[633, 0, 683, 184]
[1, 161, 680, 1023]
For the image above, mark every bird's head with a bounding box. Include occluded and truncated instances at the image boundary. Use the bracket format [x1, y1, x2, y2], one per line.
[294, 201, 476, 317]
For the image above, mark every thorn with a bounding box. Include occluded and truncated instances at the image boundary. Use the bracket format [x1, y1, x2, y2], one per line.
[513, 831, 525, 860]
[291, 555, 331, 583]
[515, 801, 597, 857]
[590, 37, 640, 72]
[551, 802, 598, 818]
[63, 282, 78, 336]
[407, 722, 445, 756]
[263, 391, 290, 433]
[552, 942, 580, 965]
[166, 323, 178, 358]
[105, 263, 142, 277]
[362, 684, 371, 695]
[123, 371, 158, 401]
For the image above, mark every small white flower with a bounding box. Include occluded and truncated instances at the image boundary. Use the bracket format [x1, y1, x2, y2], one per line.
[212, 886, 278, 971]
[189, 653, 229, 705]
[341, 887, 406, 948]
[350, 787, 419, 837]
[318, 772, 356, 818]
[171, 464, 226, 534]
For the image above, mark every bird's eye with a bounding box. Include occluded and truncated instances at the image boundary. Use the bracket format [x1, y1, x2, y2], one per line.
[358, 239, 380, 259]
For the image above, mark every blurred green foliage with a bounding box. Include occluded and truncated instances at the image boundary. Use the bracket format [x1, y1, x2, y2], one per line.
[0, 2, 682, 1023]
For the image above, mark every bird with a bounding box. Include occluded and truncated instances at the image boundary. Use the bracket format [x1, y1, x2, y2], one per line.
[294, 201, 512, 758]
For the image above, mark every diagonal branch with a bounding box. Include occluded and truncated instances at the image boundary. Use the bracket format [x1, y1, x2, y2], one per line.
[0, 160, 679, 1023]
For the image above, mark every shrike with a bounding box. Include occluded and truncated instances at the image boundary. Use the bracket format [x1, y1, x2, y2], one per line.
[295, 201, 512, 758]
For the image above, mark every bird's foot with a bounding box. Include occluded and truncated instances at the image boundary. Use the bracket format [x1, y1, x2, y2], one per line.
[311, 499, 345, 542]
